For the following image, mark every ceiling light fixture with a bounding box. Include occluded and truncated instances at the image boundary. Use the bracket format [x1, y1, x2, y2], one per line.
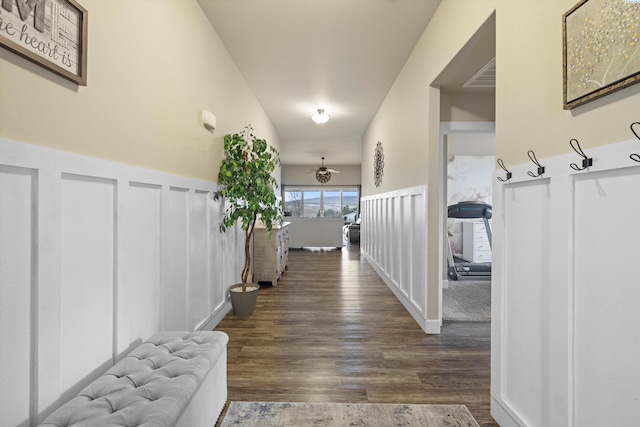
[311, 108, 330, 124]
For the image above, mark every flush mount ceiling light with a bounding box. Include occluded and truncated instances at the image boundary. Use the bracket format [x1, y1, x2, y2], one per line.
[311, 108, 330, 124]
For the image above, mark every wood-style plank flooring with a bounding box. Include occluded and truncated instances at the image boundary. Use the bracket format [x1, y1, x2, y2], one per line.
[214, 246, 497, 426]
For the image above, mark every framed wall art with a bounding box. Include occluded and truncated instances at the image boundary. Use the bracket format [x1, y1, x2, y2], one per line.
[0, 0, 88, 85]
[563, 0, 640, 109]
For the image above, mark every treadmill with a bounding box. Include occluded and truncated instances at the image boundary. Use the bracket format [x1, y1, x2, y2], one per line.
[446, 201, 492, 281]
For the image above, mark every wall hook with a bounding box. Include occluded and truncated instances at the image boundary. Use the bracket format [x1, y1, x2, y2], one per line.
[569, 139, 593, 170]
[527, 150, 545, 177]
[496, 158, 512, 182]
[631, 122, 640, 163]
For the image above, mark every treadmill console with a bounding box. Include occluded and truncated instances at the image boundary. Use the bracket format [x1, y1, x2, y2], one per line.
[447, 201, 492, 220]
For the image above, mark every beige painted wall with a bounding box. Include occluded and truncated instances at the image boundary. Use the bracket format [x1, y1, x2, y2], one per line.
[363, 0, 640, 195]
[440, 92, 495, 122]
[495, 0, 640, 166]
[0, 0, 280, 183]
[448, 133, 495, 156]
[282, 164, 361, 187]
[362, 1, 496, 196]
[362, 0, 640, 320]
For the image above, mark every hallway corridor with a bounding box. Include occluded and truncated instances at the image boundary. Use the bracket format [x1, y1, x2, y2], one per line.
[215, 246, 496, 426]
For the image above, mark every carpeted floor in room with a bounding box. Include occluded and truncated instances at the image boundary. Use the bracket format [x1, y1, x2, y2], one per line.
[442, 280, 491, 322]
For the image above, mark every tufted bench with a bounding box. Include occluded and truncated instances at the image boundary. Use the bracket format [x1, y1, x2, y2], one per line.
[39, 331, 229, 427]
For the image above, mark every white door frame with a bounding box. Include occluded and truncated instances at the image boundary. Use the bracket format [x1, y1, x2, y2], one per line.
[438, 121, 495, 319]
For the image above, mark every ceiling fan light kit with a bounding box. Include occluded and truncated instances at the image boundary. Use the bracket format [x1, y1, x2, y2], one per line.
[314, 157, 340, 183]
[316, 169, 331, 183]
[311, 108, 330, 124]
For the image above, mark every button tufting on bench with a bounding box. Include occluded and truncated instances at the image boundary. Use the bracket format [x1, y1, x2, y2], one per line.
[38, 331, 228, 427]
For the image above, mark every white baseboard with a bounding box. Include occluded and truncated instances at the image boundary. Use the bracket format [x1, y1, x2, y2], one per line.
[361, 251, 441, 334]
[491, 393, 526, 426]
[197, 302, 232, 331]
[425, 319, 441, 334]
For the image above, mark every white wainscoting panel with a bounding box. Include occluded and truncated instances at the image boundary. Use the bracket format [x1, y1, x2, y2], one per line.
[210, 194, 229, 317]
[572, 167, 640, 427]
[162, 187, 190, 332]
[219, 200, 239, 301]
[491, 139, 640, 427]
[0, 139, 238, 425]
[502, 180, 552, 427]
[0, 165, 36, 427]
[361, 186, 428, 332]
[410, 193, 426, 309]
[122, 182, 162, 351]
[60, 174, 116, 394]
[189, 190, 212, 331]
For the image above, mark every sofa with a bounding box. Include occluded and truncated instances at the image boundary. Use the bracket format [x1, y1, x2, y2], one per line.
[287, 217, 344, 248]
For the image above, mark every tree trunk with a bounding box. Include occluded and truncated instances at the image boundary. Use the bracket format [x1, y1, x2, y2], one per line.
[241, 213, 258, 292]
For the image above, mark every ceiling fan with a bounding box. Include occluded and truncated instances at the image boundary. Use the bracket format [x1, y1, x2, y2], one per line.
[311, 157, 340, 183]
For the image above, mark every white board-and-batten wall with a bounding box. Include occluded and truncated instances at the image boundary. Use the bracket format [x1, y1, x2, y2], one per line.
[359, 137, 640, 427]
[360, 186, 430, 332]
[0, 138, 240, 425]
[491, 138, 640, 427]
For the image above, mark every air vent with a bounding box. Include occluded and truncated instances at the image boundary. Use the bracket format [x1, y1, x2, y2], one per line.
[463, 57, 496, 88]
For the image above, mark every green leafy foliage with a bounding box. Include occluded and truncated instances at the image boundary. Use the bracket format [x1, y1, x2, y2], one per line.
[215, 125, 283, 291]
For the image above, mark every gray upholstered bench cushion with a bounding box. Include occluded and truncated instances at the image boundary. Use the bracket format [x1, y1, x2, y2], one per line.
[39, 331, 228, 427]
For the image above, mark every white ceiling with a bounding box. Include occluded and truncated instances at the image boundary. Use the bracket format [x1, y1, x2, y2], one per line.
[197, 0, 494, 167]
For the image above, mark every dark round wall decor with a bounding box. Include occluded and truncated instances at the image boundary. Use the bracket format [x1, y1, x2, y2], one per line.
[374, 141, 384, 187]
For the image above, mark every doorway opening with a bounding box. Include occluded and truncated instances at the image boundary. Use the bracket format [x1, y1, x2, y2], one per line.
[431, 11, 496, 325]
[440, 123, 495, 322]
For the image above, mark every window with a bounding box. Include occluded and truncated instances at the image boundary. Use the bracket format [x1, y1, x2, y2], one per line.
[284, 190, 303, 217]
[302, 190, 320, 217]
[284, 186, 359, 221]
[323, 190, 341, 217]
[341, 190, 358, 221]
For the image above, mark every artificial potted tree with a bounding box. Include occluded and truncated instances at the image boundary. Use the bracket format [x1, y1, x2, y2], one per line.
[216, 125, 282, 315]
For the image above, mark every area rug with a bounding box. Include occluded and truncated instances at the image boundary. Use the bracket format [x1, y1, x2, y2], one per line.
[443, 280, 491, 322]
[220, 401, 480, 427]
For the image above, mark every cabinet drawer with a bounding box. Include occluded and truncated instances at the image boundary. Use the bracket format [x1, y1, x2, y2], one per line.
[475, 232, 489, 242]
[474, 224, 488, 234]
[253, 223, 290, 285]
[473, 250, 492, 262]
[462, 221, 492, 264]
[474, 241, 491, 251]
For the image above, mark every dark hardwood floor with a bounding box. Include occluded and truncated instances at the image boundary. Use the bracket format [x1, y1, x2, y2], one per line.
[214, 245, 497, 426]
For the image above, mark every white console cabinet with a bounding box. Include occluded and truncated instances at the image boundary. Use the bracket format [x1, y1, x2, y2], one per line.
[253, 222, 290, 286]
[462, 221, 492, 263]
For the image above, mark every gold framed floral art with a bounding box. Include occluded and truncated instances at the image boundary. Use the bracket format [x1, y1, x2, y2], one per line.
[563, 0, 640, 109]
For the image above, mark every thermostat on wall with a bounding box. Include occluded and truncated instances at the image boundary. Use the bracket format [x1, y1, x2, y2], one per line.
[202, 110, 216, 132]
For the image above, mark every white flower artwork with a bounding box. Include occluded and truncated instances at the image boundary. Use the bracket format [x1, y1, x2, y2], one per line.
[564, 0, 640, 108]
[447, 155, 494, 254]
